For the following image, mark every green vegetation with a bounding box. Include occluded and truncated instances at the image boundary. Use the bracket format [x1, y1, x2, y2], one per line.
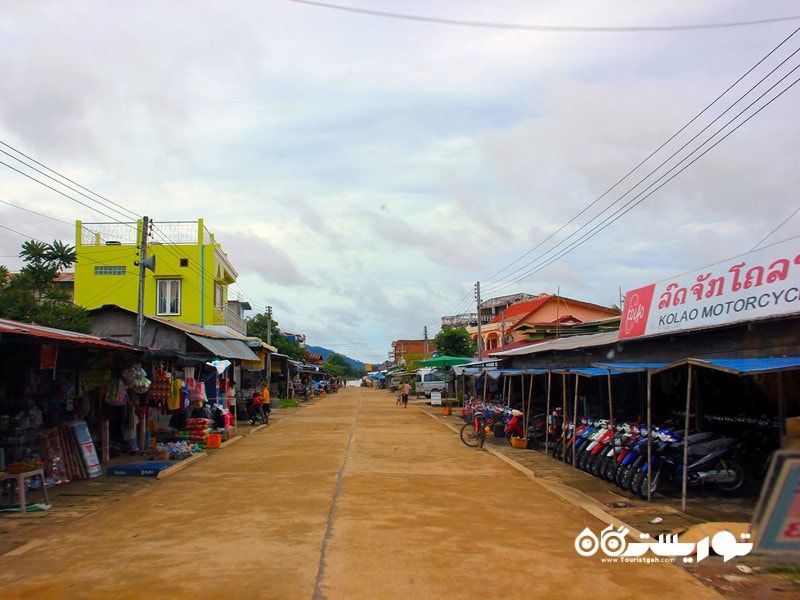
[279, 397, 300, 408]
[432, 326, 476, 357]
[323, 352, 361, 380]
[0, 240, 91, 332]
[246, 313, 305, 360]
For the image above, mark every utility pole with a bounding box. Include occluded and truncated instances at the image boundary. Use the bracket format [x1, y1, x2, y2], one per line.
[475, 281, 484, 359]
[423, 326, 428, 359]
[265, 305, 272, 394]
[135, 216, 150, 346]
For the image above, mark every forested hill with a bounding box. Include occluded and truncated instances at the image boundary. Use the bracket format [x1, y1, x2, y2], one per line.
[306, 345, 366, 371]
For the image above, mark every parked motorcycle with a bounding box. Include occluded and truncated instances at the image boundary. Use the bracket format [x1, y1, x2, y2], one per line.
[632, 429, 745, 499]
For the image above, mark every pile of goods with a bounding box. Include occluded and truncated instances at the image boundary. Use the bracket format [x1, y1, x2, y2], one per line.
[154, 441, 201, 461]
[181, 418, 214, 445]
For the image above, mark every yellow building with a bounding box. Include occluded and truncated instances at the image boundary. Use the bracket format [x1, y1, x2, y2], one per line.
[74, 219, 238, 328]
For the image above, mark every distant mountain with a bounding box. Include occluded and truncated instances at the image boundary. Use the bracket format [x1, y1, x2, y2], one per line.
[305, 345, 366, 371]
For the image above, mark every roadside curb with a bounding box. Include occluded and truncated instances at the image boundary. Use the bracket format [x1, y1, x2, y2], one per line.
[156, 451, 208, 479]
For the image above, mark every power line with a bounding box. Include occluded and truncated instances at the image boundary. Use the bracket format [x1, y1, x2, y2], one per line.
[0, 140, 141, 222]
[490, 70, 800, 294]
[482, 27, 800, 289]
[283, 0, 800, 33]
[0, 199, 74, 227]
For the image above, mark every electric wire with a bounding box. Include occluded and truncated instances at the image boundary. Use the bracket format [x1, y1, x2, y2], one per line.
[283, 0, 800, 33]
[750, 207, 800, 251]
[479, 35, 800, 296]
[0, 142, 141, 222]
[480, 27, 800, 289]
[489, 70, 800, 294]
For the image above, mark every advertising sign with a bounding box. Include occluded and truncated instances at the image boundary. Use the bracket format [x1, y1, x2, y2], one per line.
[620, 238, 800, 339]
[430, 391, 442, 406]
[752, 451, 800, 556]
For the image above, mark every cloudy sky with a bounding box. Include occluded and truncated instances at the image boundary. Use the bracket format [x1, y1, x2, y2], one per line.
[1, 1, 799, 364]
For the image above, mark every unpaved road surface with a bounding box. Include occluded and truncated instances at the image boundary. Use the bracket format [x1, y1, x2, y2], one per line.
[0, 386, 720, 599]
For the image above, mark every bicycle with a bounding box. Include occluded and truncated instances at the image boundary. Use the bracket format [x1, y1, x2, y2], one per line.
[460, 406, 494, 449]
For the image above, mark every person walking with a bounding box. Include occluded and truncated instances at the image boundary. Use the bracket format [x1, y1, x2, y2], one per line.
[401, 380, 411, 408]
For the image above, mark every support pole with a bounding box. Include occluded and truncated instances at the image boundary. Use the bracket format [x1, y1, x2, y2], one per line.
[572, 374, 579, 467]
[646, 370, 653, 500]
[682, 365, 693, 513]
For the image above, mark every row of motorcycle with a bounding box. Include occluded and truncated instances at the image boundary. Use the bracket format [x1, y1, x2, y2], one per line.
[550, 415, 779, 499]
[459, 400, 778, 499]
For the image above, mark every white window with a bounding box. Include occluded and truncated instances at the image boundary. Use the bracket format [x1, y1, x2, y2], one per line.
[157, 280, 181, 315]
[94, 266, 126, 276]
[214, 282, 224, 308]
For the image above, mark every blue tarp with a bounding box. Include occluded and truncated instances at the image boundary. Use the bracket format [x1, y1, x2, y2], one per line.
[594, 357, 800, 376]
[592, 362, 669, 372]
[551, 367, 625, 377]
[677, 356, 800, 375]
[479, 368, 549, 380]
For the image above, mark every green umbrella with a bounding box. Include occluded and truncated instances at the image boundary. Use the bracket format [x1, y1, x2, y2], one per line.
[418, 355, 473, 367]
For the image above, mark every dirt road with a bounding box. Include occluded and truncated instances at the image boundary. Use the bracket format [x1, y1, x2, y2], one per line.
[0, 386, 720, 599]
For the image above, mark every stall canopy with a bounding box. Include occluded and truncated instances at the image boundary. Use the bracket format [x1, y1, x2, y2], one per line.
[186, 334, 259, 361]
[652, 356, 800, 375]
[550, 367, 625, 377]
[419, 355, 473, 367]
[592, 362, 670, 372]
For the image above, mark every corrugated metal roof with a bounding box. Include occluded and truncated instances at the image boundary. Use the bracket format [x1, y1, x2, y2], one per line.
[186, 334, 259, 361]
[0, 317, 137, 351]
[490, 330, 620, 357]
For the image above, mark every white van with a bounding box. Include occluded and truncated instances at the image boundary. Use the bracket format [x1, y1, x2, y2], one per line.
[414, 368, 447, 398]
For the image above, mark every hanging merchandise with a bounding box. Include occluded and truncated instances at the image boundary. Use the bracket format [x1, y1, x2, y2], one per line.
[104, 378, 129, 406]
[147, 369, 172, 406]
[188, 382, 206, 407]
[184, 366, 196, 391]
[122, 364, 152, 394]
[167, 377, 183, 411]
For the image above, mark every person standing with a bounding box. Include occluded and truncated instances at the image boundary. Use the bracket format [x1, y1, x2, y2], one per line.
[401, 380, 411, 408]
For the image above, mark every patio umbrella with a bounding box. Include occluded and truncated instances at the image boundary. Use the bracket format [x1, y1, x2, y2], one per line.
[418, 355, 473, 367]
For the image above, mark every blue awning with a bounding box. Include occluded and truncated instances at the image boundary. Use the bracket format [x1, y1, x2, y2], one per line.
[653, 356, 800, 375]
[550, 367, 624, 377]
[592, 362, 670, 372]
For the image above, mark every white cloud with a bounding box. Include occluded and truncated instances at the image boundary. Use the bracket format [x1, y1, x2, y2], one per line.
[1, 1, 799, 362]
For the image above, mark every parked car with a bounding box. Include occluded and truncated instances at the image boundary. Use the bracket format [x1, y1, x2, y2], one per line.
[415, 368, 447, 398]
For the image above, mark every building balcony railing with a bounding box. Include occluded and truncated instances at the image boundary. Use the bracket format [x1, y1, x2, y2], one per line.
[80, 221, 214, 247]
[441, 313, 492, 327]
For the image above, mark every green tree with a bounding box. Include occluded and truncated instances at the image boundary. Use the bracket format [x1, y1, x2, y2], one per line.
[323, 352, 360, 380]
[432, 327, 476, 357]
[0, 239, 91, 332]
[246, 313, 304, 360]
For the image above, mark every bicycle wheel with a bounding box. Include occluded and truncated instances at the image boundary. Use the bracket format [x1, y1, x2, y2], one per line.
[460, 422, 480, 447]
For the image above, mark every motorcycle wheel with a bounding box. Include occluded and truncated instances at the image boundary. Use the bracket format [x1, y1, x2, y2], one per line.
[459, 422, 481, 448]
[602, 457, 618, 482]
[552, 442, 563, 461]
[615, 462, 633, 488]
[621, 461, 640, 490]
[716, 459, 746, 494]
[637, 468, 660, 499]
[577, 450, 589, 471]
[630, 471, 645, 497]
[589, 453, 604, 477]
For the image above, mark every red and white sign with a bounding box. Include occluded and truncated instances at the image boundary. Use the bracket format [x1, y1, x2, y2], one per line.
[619, 238, 800, 339]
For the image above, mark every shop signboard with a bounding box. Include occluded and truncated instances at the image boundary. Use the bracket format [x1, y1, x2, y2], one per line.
[751, 450, 800, 557]
[70, 420, 103, 478]
[619, 237, 800, 340]
[39, 344, 57, 370]
[430, 391, 442, 406]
